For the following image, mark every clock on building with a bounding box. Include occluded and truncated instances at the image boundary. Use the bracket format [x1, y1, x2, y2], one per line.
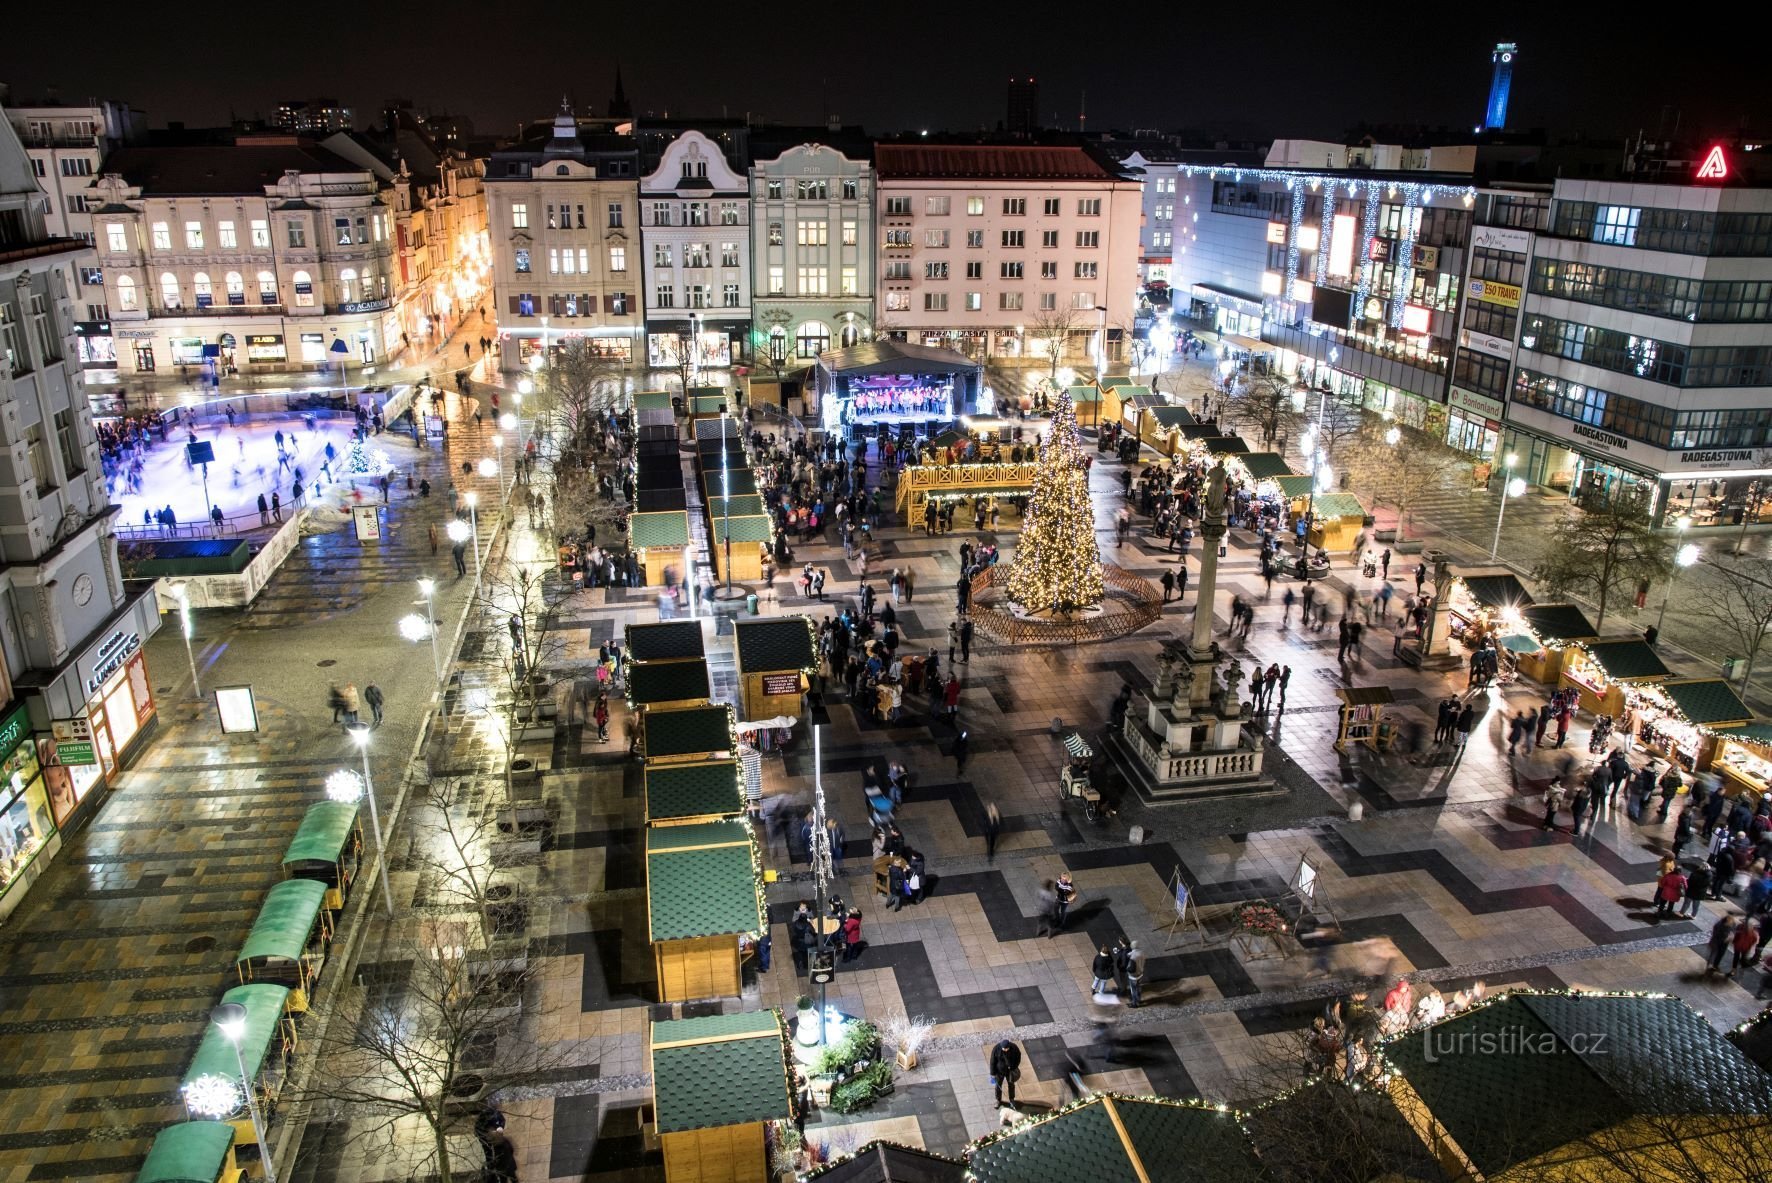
[72, 574, 94, 606]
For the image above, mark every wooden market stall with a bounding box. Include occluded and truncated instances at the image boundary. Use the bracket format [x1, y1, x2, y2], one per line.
[1625, 678, 1753, 774]
[686, 387, 732, 423]
[649, 1009, 792, 1183]
[1444, 570, 1536, 644]
[628, 658, 714, 712]
[706, 467, 760, 497]
[641, 702, 737, 765]
[1064, 383, 1104, 427]
[235, 879, 333, 1012]
[706, 494, 766, 521]
[645, 759, 746, 827]
[1096, 374, 1140, 422]
[732, 616, 816, 722]
[626, 620, 707, 664]
[1713, 723, 1772, 804]
[1559, 638, 1672, 717]
[134, 1122, 242, 1183]
[1297, 492, 1367, 553]
[629, 511, 692, 587]
[808, 1142, 964, 1183]
[1140, 405, 1197, 457]
[708, 515, 775, 583]
[1113, 387, 1162, 442]
[635, 390, 676, 416]
[1505, 603, 1597, 684]
[646, 820, 765, 1002]
[280, 801, 362, 912]
[181, 984, 296, 1142]
[1238, 451, 1294, 482]
[966, 1094, 1266, 1183]
[1333, 685, 1395, 753]
[637, 487, 691, 513]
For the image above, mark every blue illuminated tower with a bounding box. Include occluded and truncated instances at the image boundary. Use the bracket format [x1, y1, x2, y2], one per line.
[1484, 43, 1518, 131]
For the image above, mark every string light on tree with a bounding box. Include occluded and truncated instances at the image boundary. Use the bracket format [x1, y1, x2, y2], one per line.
[1004, 392, 1104, 615]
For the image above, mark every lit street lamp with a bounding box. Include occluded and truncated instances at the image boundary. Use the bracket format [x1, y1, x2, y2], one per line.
[480, 440, 505, 514]
[210, 1001, 278, 1183]
[413, 578, 442, 683]
[333, 733, 395, 917]
[446, 516, 477, 579]
[171, 582, 200, 697]
[1490, 452, 1523, 560]
[1657, 519, 1700, 635]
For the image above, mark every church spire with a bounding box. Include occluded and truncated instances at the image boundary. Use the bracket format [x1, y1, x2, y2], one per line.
[608, 67, 632, 119]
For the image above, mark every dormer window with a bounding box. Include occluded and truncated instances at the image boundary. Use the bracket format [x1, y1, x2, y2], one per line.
[556, 164, 569, 176]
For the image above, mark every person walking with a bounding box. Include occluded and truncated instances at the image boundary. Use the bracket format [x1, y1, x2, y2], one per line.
[1733, 918, 1762, 977]
[1091, 945, 1117, 996]
[1051, 872, 1076, 934]
[1657, 764, 1684, 822]
[363, 682, 385, 728]
[1657, 863, 1691, 920]
[340, 682, 361, 728]
[1542, 782, 1565, 832]
[953, 728, 970, 776]
[841, 908, 864, 963]
[1454, 703, 1477, 751]
[982, 802, 1002, 862]
[789, 904, 814, 977]
[593, 693, 610, 742]
[988, 1039, 1023, 1108]
[1278, 665, 1291, 711]
[1123, 938, 1145, 1007]
[1707, 915, 1738, 972]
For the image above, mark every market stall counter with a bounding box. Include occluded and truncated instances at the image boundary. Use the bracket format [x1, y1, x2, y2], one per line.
[1444, 570, 1536, 645]
[1713, 723, 1772, 803]
[1624, 678, 1753, 774]
[1559, 639, 1672, 718]
[1507, 603, 1597, 685]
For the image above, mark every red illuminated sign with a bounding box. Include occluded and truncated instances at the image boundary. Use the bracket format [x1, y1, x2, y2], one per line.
[1696, 145, 1729, 181]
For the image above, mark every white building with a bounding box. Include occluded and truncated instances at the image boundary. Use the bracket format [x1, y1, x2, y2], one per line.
[483, 108, 641, 372]
[1117, 149, 1181, 285]
[750, 142, 873, 364]
[85, 137, 399, 382]
[872, 144, 1142, 365]
[0, 109, 162, 921]
[639, 130, 751, 370]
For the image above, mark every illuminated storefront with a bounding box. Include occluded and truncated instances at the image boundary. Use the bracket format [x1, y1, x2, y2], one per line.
[0, 702, 55, 921]
[79, 628, 157, 777]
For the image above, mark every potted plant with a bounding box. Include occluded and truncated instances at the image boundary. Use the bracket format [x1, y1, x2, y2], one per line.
[881, 1013, 935, 1071]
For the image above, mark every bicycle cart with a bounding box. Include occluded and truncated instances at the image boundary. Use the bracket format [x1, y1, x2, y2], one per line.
[1058, 731, 1101, 821]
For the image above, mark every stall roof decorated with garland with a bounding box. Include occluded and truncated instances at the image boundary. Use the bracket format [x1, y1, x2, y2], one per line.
[643, 702, 736, 759]
[1238, 452, 1294, 480]
[627, 658, 712, 708]
[1273, 474, 1315, 498]
[634, 390, 675, 412]
[734, 615, 817, 673]
[1520, 603, 1596, 643]
[709, 514, 776, 545]
[706, 494, 766, 519]
[645, 760, 745, 823]
[626, 620, 706, 662]
[1661, 678, 1753, 726]
[1147, 405, 1195, 430]
[1307, 493, 1365, 519]
[646, 820, 763, 941]
[135, 1121, 237, 1183]
[1200, 435, 1250, 455]
[1457, 572, 1536, 611]
[650, 1009, 791, 1134]
[1717, 722, 1772, 747]
[809, 1141, 966, 1183]
[966, 1094, 1266, 1183]
[1064, 384, 1102, 403]
[628, 511, 691, 550]
[1384, 992, 1772, 1178]
[1580, 638, 1672, 682]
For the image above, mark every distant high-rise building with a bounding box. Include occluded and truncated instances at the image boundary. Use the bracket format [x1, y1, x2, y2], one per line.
[1006, 77, 1038, 138]
[271, 98, 352, 135]
[1484, 42, 1518, 131]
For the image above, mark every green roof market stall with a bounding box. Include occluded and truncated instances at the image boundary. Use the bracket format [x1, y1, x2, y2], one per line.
[647, 820, 764, 1000]
[966, 1094, 1265, 1183]
[629, 511, 692, 587]
[134, 1121, 240, 1183]
[628, 658, 713, 711]
[650, 1009, 793, 1183]
[626, 620, 707, 663]
[732, 616, 816, 723]
[645, 759, 746, 827]
[641, 702, 736, 765]
[235, 879, 332, 1011]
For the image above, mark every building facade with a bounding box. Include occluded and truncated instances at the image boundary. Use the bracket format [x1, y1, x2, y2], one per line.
[640, 130, 751, 370]
[1494, 170, 1772, 528]
[872, 144, 1142, 365]
[483, 109, 641, 372]
[0, 111, 162, 921]
[85, 138, 399, 383]
[1117, 150, 1180, 285]
[749, 143, 873, 366]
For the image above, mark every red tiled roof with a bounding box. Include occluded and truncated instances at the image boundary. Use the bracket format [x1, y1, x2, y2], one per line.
[874, 144, 1121, 181]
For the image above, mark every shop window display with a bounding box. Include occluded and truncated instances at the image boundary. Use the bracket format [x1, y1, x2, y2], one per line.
[0, 714, 53, 898]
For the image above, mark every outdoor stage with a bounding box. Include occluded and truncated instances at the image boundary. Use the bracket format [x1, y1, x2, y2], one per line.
[814, 338, 984, 437]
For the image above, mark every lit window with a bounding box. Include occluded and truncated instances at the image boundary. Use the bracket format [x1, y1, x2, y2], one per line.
[840, 267, 857, 295]
[966, 197, 984, 215]
[106, 223, 128, 253]
[339, 268, 357, 303]
[218, 221, 237, 249]
[292, 269, 314, 306]
[151, 222, 171, 250]
[609, 246, 626, 272]
[158, 272, 180, 307]
[185, 221, 204, 249]
[257, 271, 277, 302]
[251, 220, 269, 247]
[115, 275, 137, 310]
[511, 203, 528, 229]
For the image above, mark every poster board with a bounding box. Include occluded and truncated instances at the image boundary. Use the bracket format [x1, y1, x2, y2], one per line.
[1162, 868, 1206, 948]
[353, 505, 382, 542]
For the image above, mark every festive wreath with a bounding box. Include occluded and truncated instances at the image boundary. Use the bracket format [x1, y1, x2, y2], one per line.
[1234, 901, 1287, 937]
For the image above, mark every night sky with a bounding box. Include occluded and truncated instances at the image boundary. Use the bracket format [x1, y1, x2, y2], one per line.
[5, 3, 1768, 144]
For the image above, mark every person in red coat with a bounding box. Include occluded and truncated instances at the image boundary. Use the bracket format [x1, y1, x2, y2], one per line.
[841, 909, 864, 962]
[1655, 865, 1688, 919]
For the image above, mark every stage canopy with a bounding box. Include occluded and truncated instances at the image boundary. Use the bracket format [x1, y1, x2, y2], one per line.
[815, 339, 985, 431]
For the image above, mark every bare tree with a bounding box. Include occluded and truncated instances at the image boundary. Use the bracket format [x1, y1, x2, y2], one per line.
[413, 779, 506, 949]
[471, 562, 566, 798]
[1687, 553, 1772, 688]
[531, 338, 620, 454]
[1028, 306, 1081, 381]
[1224, 371, 1307, 450]
[1344, 421, 1469, 544]
[1530, 505, 1673, 631]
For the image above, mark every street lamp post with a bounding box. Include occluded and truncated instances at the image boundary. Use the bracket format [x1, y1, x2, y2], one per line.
[1657, 521, 1699, 635]
[171, 583, 201, 697]
[211, 1002, 278, 1183]
[338, 731, 395, 917]
[721, 411, 733, 595]
[539, 315, 550, 370]
[465, 491, 481, 577]
[415, 577, 442, 683]
[810, 723, 831, 1044]
[1491, 452, 1522, 560]
[480, 446, 505, 515]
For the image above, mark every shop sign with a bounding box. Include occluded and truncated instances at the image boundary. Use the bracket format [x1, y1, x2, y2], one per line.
[1460, 327, 1514, 359]
[0, 702, 30, 759]
[55, 740, 97, 766]
[1449, 385, 1505, 419]
[760, 672, 802, 697]
[1467, 278, 1522, 308]
[353, 505, 382, 542]
[114, 328, 155, 340]
[51, 717, 91, 744]
[1412, 244, 1440, 270]
[84, 629, 142, 694]
[1666, 448, 1772, 474]
[339, 298, 391, 315]
[1570, 423, 1630, 453]
[1471, 226, 1532, 255]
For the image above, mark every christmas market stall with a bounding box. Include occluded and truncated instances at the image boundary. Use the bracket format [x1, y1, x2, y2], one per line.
[1382, 992, 1772, 1183]
[1238, 451, 1295, 482]
[1141, 405, 1198, 457]
[733, 616, 816, 723]
[234, 879, 332, 1012]
[635, 390, 676, 416]
[814, 339, 983, 440]
[1505, 603, 1597, 685]
[1713, 723, 1772, 803]
[708, 515, 775, 584]
[1333, 685, 1395, 753]
[1096, 375, 1142, 424]
[133, 1122, 242, 1183]
[649, 1010, 793, 1183]
[1298, 493, 1368, 554]
[686, 386, 731, 424]
[645, 760, 747, 828]
[179, 984, 296, 1141]
[1559, 638, 1671, 718]
[626, 621, 707, 664]
[1443, 570, 1535, 644]
[646, 820, 766, 1002]
[279, 801, 362, 912]
[1065, 384, 1103, 428]
[629, 512, 692, 588]
[1623, 678, 1752, 773]
[640, 702, 737, 765]
[1112, 387, 1163, 444]
[808, 1142, 964, 1183]
[628, 658, 714, 713]
[966, 1094, 1265, 1183]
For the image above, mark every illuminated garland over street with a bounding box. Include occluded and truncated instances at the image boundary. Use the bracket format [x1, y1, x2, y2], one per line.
[1004, 393, 1104, 614]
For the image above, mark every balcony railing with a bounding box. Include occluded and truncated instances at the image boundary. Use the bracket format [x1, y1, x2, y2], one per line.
[19, 133, 99, 149]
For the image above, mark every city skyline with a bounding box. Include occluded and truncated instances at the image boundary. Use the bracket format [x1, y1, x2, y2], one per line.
[5, 3, 1769, 143]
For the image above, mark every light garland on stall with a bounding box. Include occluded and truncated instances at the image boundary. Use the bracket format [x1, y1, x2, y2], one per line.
[1354, 186, 1383, 324]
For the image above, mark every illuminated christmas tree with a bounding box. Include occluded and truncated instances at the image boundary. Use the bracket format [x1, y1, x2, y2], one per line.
[342, 435, 379, 475]
[1005, 392, 1104, 614]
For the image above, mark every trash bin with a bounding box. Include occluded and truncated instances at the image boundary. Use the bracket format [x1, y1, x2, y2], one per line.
[746, 593, 759, 615]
